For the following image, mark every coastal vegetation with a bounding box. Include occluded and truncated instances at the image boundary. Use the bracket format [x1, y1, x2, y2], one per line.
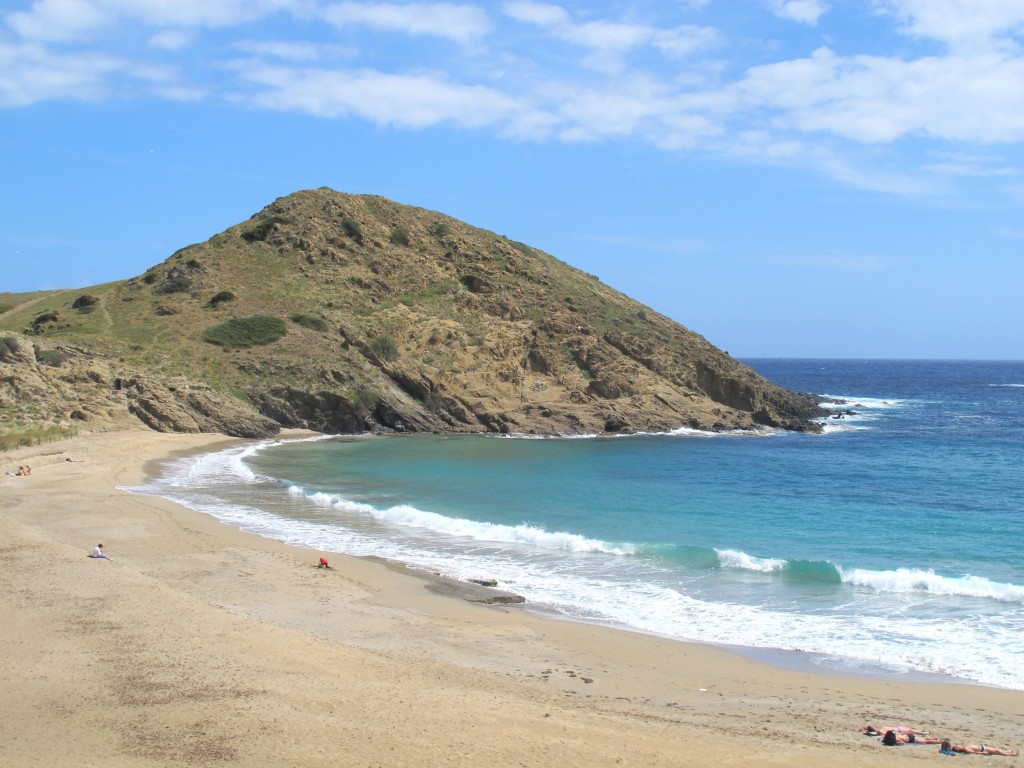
[209, 290, 236, 308]
[289, 313, 328, 332]
[201, 316, 288, 348]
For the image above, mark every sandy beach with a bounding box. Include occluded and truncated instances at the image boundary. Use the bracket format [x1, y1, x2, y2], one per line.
[1, 430, 1021, 767]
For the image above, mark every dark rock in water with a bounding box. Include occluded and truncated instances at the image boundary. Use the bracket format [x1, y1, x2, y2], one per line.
[426, 580, 525, 605]
[469, 578, 498, 587]
[482, 593, 526, 605]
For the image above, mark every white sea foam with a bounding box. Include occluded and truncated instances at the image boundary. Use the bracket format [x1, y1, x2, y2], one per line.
[717, 549, 787, 572]
[820, 419, 873, 434]
[437, 555, 1024, 690]
[666, 426, 720, 437]
[821, 394, 908, 410]
[841, 567, 1024, 603]
[290, 486, 635, 555]
[499, 426, 775, 439]
[496, 432, 602, 440]
[711, 552, 1024, 603]
[817, 393, 913, 433]
[163, 434, 332, 488]
[664, 425, 780, 438]
[298, 488, 377, 515]
[989, 383, 1024, 388]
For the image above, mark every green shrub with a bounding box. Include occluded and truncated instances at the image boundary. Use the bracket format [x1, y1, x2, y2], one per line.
[523, 307, 545, 324]
[33, 311, 59, 325]
[350, 385, 377, 413]
[241, 216, 286, 243]
[507, 239, 534, 256]
[341, 218, 363, 244]
[185, 258, 202, 270]
[423, 391, 446, 413]
[201, 316, 287, 348]
[72, 295, 99, 309]
[431, 222, 451, 238]
[154, 276, 192, 294]
[289, 313, 328, 332]
[36, 348, 68, 367]
[389, 226, 410, 246]
[368, 335, 399, 361]
[209, 291, 236, 308]
[142, 272, 157, 284]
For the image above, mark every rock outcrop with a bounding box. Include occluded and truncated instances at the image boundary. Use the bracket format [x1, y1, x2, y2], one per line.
[0, 335, 276, 438]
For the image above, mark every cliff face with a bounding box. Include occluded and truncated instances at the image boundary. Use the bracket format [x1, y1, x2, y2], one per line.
[0, 188, 827, 438]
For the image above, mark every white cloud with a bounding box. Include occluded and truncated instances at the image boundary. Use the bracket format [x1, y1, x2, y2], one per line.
[923, 150, 1019, 177]
[4, 0, 1023, 201]
[724, 129, 939, 195]
[323, 2, 492, 44]
[738, 47, 1024, 144]
[233, 40, 357, 61]
[552, 85, 659, 141]
[924, 161, 1018, 177]
[875, 0, 1024, 51]
[502, 1, 569, 27]
[502, 1, 717, 72]
[101, 0, 306, 28]
[148, 29, 195, 51]
[0, 41, 123, 105]
[6, 0, 109, 42]
[768, 0, 827, 25]
[151, 84, 207, 101]
[5, 0, 308, 41]
[652, 26, 722, 58]
[238, 64, 526, 129]
[562, 20, 650, 53]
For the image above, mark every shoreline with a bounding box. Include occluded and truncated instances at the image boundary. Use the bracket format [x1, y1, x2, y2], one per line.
[2, 430, 1021, 767]
[135, 430, 990, 690]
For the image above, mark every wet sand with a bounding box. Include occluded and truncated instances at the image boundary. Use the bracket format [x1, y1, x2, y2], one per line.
[1, 430, 1021, 767]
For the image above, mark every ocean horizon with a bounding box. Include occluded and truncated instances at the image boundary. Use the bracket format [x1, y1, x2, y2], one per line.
[128, 358, 1024, 690]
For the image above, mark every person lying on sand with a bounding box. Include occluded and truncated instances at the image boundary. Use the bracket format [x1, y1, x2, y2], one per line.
[882, 730, 944, 746]
[940, 740, 1019, 756]
[863, 724, 930, 737]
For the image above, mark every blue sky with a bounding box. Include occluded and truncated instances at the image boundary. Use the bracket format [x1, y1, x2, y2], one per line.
[2, 0, 1022, 359]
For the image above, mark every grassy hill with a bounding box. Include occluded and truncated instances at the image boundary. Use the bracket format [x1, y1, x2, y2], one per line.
[0, 188, 826, 441]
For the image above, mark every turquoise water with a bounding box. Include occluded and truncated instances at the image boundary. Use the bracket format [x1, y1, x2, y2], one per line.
[131, 360, 1024, 688]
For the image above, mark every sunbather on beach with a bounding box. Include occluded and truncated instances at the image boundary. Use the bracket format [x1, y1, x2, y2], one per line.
[941, 740, 1019, 756]
[881, 730, 943, 746]
[863, 724, 929, 737]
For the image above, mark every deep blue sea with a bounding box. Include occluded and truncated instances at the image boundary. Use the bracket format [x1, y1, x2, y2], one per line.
[129, 360, 1024, 689]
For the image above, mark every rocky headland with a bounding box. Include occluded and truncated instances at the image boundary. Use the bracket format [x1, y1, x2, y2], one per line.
[0, 188, 828, 441]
